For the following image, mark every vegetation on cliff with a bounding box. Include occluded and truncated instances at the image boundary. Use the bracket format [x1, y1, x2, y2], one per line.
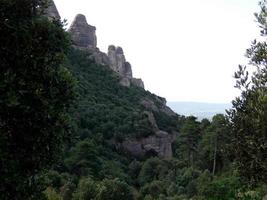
[1, 0, 267, 200]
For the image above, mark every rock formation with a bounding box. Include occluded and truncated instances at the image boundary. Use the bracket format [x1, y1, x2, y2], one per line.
[131, 78, 145, 88]
[68, 14, 97, 48]
[45, 0, 60, 20]
[67, 13, 144, 88]
[121, 131, 177, 159]
[108, 45, 132, 77]
[109, 111, 177, 159]
[141, 97, 177, 117]
[46, 1, 178, 159]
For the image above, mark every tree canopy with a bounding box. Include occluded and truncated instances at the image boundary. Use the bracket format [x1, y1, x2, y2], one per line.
[0, 0, 75, 199]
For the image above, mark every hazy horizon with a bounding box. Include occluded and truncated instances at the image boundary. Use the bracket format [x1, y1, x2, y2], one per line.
[54, 0, 261, 104]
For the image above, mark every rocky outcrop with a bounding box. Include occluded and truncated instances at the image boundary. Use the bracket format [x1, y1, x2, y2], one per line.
[121, 131, 177, 159]
[131, 78, 144, 88]
[45, 0, 60, 20]
[68, 14, 97, 48]
[108, 45, 132, 78]
[109, 111, 177, 159]
[141, 97, 177, 117]
[45, 2, 178, 159]
[85, 47, 110, 66]
[67, 13, 144, 88]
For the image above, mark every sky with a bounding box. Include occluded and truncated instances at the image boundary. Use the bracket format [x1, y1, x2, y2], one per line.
[54, 0, 261, 103]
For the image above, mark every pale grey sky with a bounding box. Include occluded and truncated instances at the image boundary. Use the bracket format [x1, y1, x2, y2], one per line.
[54, 0, 261, 103]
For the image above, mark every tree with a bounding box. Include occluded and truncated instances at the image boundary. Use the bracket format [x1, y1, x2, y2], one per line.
[175, 116, 200, 168]
[96, 179, 134, 200]
[198, 114, 230, 175]
[0, 0, 75, 199]
[72, 178, 98, 200]
[227, 0, 267, 185]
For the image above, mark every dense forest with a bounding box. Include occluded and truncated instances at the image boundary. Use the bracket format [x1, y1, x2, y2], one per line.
[0, 0, 267, 200]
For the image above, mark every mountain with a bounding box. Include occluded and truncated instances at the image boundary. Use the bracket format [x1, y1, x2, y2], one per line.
[167, 101, 231, 120]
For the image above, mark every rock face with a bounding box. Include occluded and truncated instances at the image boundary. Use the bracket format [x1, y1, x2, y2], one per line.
[131, 78, 145, 88]
[68, 14, 97, 48]
[45, 0, 60, 20]
[121, 132, 176, 159]
[67, 14, 144, 88]
[109, 111, 177, 159]
[108, 45, 132, 78]
[141, 97, 176, 117]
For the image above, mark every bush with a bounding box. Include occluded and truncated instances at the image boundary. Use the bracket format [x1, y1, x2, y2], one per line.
[96, 179, 134, 200]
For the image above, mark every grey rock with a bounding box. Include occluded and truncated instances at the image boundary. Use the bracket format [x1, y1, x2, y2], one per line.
[144, 111, 159, 131]
[45, 0, 60, 20]
[119, 77, 131, 87]
[108, 45, 127, 75]
[68, 15, 145, 88]
[155, 97, 176, 116]
[121, 132, 177, 159]
[161, 104, 177, 117]
[68, 14, 97, 48]
[141, 99, 159, 112]
[116, 47, 124, 54]
[140, 97, 176, 117]
[131, 78, 144, 88]
[124, 62, 133, 78]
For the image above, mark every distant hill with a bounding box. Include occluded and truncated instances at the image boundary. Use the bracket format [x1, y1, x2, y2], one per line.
[167, 101, 232, 120]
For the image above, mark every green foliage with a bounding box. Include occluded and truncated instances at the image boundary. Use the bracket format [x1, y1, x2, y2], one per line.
[96, 178, 134, 200]
[72, 178, 134, 200]
[66, 49, 167, 140]
[174, 116, 200, 167]
[0, 0, 75, 199]
[45, 187, 63, 200]
[227, 0, 267, 185]
[72, 178, 97, 200]
[4, 0, 265, 199]
[198, 114, 230, 173]
[141, 180, 166, 199]
[202, 175, 241, 200]
[64, 140, 102, 177]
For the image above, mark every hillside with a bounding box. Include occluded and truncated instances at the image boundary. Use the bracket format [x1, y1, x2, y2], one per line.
[43, 2, 267, 200]
[66, 48, 181, 157]
[2, 1, 266, 199]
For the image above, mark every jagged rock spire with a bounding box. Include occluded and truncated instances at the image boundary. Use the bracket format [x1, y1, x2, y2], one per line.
[68, 14, 97, 48]
[108, 45, 129, 76]
[68, 14, 144, 89]
[45, 0, 60, 20]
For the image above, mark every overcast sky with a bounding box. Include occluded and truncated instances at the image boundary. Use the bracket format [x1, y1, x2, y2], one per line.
[54, 0, 261, 103]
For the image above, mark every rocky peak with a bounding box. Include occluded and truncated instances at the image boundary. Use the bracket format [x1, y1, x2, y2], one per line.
[68, 14, 97, 48]
[68, 14, 144, 88]
[45, 0, 60, 20]
[108, 45, 130, 77]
